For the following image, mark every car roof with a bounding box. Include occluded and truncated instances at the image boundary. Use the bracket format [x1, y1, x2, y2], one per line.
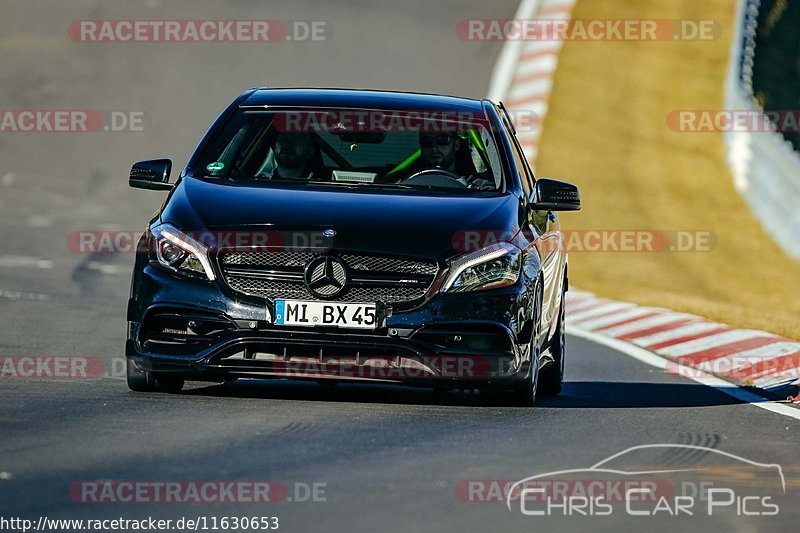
[241, 87, 489, 113]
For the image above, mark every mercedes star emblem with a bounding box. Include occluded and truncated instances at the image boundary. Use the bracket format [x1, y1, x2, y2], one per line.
[304, 256, 347, 298]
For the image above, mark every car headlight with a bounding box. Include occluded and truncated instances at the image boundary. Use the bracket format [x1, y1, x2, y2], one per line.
[441, 242, 521, 293]
[150, 224, 215, 281]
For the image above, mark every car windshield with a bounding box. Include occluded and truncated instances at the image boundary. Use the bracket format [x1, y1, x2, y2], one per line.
[191, 108, 505, 193]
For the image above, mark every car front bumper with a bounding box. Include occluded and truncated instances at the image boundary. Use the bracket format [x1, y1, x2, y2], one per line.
[127, 264, 536, 387]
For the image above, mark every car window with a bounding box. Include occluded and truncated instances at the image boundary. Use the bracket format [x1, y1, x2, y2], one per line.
[503, 122, 534, 196]
[193, 108, 506, 194]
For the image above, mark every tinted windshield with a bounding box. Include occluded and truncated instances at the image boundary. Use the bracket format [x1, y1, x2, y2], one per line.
[191, 108, 505, 193]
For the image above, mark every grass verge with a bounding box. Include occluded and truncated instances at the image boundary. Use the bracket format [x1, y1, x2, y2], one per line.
[537, 0, 800, 338]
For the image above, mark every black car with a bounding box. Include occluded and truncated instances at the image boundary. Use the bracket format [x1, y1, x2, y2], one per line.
[125, 88, 580, 406]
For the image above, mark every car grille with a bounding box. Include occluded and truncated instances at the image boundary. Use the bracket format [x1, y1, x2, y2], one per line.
[218, 250, 439, 304]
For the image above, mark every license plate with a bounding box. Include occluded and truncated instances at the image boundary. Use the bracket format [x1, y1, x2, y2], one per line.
[274, 299, 378, 329]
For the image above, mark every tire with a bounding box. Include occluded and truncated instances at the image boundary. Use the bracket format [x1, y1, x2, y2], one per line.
[538, 286, 566, 396]
[504, 361, 538, 407]
[153, 373, 185, 393]
[126, 359, 185, 393]
[127, 359, 153, 392]
[502, 282, 542, 407]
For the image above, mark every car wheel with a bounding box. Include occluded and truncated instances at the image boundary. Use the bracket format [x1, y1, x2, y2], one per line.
[503, 282, 542, 407]
[538, 285, 566, 396]
[504, 361, 538, 407]
[126, 359, 184, 393]
[126, 359, 154, 392]
[153, 373, 185, 393]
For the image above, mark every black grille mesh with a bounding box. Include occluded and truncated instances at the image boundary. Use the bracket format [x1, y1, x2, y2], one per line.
[219, 250, 438, 303]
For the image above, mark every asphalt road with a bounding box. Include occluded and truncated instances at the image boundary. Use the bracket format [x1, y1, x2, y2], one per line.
[1, 1, 798, 532]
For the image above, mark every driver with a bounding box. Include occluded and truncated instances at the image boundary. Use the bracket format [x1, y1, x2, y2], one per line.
[411, 132, 495, 189]
[420, 132, 460, 171]
[270, 132, 324, 180]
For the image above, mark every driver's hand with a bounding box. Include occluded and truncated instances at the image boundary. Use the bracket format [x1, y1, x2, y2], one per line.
[465, 174, 495, 190]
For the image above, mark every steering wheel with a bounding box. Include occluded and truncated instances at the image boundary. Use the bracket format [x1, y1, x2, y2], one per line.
[399, 168, 467, 189]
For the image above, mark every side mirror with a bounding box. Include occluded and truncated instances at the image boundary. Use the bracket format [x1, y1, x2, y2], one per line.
[529, 178, 581, 211]
[129, 159, 173, 191]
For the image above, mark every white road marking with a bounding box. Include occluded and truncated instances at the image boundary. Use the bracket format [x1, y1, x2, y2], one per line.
[591, 312, 687, 338]
[536, 10, 573, 21]
[657, 329, 778, 358]
[0, 288, 49, 301]
[0, 256, 53, 269]
[705, 342, 800, 373]
[514, 54, 559, 78]
[85, 261, 123, 275]
[632, 320, 721, 348]
[487, 0, 542, 102]
[568, 326, 800, 422]
[27, 215, 52, 228]
[567, 301, 633, 323]
[1, 173, 15, 187]
[0, 472, 12, 480]
[574, 307, 658, 331]
[754, 371, 800, 390]
[520, 40, 564, 55]
[540, 0, 576, 11]
[507, 77, 554, 101]
[564, 297, 608, 314]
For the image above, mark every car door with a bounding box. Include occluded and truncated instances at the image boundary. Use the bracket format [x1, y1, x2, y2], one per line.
[499, 107, 563, 344]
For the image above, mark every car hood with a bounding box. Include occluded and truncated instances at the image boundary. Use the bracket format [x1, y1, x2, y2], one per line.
[160, 177, 521, 259]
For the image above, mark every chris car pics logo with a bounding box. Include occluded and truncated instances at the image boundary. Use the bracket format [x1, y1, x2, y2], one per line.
[505, 444, 784, 518]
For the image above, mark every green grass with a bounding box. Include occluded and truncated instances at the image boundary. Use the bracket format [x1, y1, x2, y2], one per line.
[537, 0, 800, 339]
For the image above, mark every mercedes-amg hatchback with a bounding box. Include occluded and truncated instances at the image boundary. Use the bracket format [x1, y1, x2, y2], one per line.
[125, 88, 580, 405]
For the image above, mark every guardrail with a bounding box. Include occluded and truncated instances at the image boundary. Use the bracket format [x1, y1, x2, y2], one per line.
[725, 0, 800, 259]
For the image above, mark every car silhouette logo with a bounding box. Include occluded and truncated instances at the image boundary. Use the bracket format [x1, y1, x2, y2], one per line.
[304, 256, 347, 298]
[505, 444, 786, 513]
[322, 229, 336, 238]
